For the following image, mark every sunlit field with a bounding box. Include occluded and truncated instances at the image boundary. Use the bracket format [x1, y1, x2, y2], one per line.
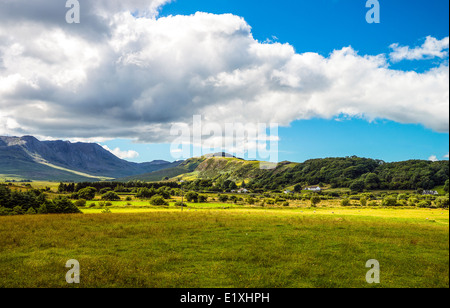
[0, 206, 448, 288]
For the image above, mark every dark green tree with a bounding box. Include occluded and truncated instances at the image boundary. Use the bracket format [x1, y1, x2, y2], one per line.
[350, 180, 365, 192]
[294, 184, 302, 193]
[218, 194, 229, 203]
[185, 191, 199, 203]
[101, 191, 121, 201]
[77, 187, 97, 200]
[310, 195, 321, 207]
[149, 195, 169, 206]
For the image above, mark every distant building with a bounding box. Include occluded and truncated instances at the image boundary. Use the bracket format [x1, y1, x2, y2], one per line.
[237, 188, 249, 194]
[284, 190, 293, 194]
[422, 190, 438, 196]
[304, 186, 322, 192]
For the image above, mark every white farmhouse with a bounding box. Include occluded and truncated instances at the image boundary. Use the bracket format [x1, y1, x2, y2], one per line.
[422, 190, 438, 196]
[304, 186, 322, 192]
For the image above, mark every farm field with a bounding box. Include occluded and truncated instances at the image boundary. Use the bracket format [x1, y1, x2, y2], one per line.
[0, 206, 448, 288]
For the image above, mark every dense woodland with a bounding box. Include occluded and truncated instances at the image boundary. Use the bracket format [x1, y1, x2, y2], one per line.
[246, 157, 449, 192]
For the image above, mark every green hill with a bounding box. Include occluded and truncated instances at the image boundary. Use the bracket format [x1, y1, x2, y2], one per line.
[116, 155, 292, 184]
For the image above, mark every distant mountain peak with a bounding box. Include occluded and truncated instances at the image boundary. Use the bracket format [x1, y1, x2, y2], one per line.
[0, 135, 182, 181]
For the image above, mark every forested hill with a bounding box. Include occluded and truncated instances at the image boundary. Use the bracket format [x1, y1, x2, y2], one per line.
[247, 157, 449, 191]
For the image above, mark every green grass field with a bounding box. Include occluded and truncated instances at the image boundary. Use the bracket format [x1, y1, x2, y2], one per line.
[0, 207, 448, 288]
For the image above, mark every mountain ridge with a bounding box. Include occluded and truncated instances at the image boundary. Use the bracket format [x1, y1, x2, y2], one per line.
[0, 135, 181, 181]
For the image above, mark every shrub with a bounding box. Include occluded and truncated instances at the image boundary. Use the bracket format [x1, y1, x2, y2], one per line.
[74, 199, 87, 207]
[149, 195, 169, 206]
[397, 194, 408, 200]
[101, 191, 121, 201]
[266, 199, 276, 205]
[434, 197, 449, 209]
[310, 195, 321, 207]
[408, 197, 419, 206]
[156, 187, 171, 199]
[175, 201, 187, 207]
[37, 204, 48, 214]
[26, 207, 37, 215]
[341, 198, 351, 206]
[382, 196, 399, 207]
[369, 201, 378, 207]
[125, 196, 132, 201]
[0, 207, 13, 216]
[77, 187, 97, 200]
[397, 200, 408, 206]
[13, 206, 24, 215]
[185, 191, 199, 203]
[114, 185, 127, 193]
[99, 187, 112, 194]
[135, 187, 156, 199]
[417, 200, 432, 208]
[246, 197, 256, 205]
[218, 195, 229, 203]
[198, 195, 208, 203]
[54, 197, 82, 214]
[282, 201, 290, 207]
[360, 197, 367, 207]
[70, 192, 79, 200]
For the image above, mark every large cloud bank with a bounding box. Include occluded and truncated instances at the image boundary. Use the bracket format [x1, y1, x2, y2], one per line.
[0, 0, 448, 143]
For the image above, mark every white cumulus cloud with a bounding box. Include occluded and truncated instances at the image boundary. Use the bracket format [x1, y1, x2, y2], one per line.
[102, 145, 140, 160]
[389, 36, 449, 62]
[0, 0, 448, 144]
[428, 155, 439, 162]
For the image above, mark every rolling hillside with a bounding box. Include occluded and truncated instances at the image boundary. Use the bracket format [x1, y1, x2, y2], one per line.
[116, 154, 289, 183]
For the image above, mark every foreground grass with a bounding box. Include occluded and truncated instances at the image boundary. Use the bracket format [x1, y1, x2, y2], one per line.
[0, 209, 448, 288]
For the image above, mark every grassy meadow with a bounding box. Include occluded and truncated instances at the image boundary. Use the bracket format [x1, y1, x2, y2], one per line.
[0, 205, 448, 288]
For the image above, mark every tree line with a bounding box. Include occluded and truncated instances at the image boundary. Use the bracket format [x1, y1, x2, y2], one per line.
[57, 181, 180, 193]
[0, 185, 81, 216]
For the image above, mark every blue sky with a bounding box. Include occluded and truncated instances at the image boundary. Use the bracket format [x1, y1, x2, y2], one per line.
[100, 0, 449, 163]
[160, 0, 449, 65]
[1, 0, 447, 164]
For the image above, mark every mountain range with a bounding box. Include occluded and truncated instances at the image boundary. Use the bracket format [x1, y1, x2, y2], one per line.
[0, 136, 180, 181]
